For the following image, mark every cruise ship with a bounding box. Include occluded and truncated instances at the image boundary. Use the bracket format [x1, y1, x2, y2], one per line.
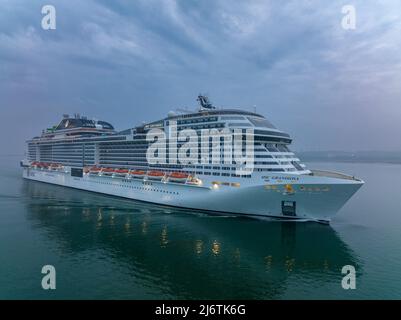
[21, 96, 363, 223]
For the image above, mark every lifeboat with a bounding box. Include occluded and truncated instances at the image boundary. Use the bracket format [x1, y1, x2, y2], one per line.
[101, 168, 115, 176]
[50, 163, 61, 171]
[41, 162, 50, 169]
[130, 170, 145, 178]
[89, 167, 102, 175]
[35, 162, 48, 169]
[168, 172, 190, 182]
[147, 170, 165, 180]
[114, 169, 129, 177]
[31, 161, 39, 168]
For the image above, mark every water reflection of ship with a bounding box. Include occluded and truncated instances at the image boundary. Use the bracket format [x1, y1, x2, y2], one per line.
[23, 180, 362, 299]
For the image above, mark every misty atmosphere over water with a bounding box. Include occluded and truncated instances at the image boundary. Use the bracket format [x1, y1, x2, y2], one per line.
[1, 1, 401, 155]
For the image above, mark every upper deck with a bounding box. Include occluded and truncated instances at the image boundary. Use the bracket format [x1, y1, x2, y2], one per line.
[25, 96, 308, 176]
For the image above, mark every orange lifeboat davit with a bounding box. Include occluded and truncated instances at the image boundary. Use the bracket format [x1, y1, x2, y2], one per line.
[101, 168, 115, 176]
[114, 169, 129, 177]
[41, 162, 50, 169]
[31, 161, 39, 168]
[130, 170, 145, 178]
[50, 163, 61, 170]
[147, 170, 165, 180]
[89, 167, 102, 175]
[168, 172, 190, 182]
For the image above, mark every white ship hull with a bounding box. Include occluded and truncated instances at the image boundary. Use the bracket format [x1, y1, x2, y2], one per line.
[22, 167, 363, 223]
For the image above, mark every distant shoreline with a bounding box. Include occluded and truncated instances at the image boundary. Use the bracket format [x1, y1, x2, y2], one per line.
[304, 159, 401, 165]
[298, 151, 401, 165]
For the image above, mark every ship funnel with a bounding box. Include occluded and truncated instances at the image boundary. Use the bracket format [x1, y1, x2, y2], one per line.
[197, 94, 215, 110]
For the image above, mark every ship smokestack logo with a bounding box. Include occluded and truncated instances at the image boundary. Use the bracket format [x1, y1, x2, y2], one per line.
[197, 94, 215, 110]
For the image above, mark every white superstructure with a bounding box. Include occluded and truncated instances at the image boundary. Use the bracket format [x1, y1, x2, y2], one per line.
[21, 96, 363, 223]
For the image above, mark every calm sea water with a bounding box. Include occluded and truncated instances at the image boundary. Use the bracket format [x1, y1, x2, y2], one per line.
[1, 155, 401, 299]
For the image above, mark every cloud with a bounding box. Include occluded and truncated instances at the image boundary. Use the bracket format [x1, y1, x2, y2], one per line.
[1, 0, 401, 153]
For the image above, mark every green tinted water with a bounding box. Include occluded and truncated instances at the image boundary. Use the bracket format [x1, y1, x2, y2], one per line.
[1, 156, 400, 299]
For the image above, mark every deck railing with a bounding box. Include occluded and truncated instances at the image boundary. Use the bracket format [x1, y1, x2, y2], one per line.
[309, 169, 360, 181]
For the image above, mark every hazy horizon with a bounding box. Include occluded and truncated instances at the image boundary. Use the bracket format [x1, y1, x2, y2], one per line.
[1, 0, 401, 154]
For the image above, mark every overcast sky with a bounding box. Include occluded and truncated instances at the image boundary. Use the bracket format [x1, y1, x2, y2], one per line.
[1, 0, 401, 154]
